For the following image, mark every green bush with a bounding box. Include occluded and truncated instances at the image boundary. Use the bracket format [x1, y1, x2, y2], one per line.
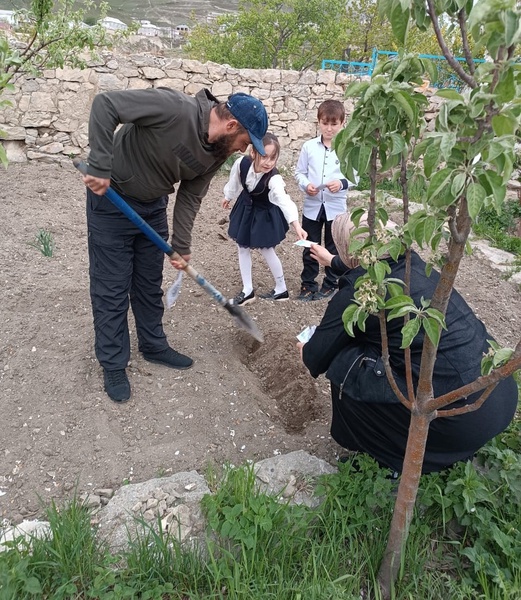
[473, 200, 521, 256]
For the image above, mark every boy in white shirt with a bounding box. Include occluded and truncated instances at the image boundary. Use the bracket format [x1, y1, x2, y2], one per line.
[295, 100, 357, 301]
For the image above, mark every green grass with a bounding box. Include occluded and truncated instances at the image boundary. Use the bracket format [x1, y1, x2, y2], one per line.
[473, 200, 521, 257]
[1, 411, 520, 599]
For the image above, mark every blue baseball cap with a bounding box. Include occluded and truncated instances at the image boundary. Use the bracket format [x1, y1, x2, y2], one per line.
[226, 93, 268, 156]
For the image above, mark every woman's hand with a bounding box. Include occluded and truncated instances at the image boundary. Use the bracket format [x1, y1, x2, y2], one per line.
[296, 341, 305, 362]
[310, 243, 334, 267]
[221, 198, 231, 209]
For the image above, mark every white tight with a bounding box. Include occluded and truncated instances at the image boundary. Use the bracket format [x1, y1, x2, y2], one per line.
[237, 245, 287, 295]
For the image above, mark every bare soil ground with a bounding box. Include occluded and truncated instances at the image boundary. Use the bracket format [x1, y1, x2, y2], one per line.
[1, 161, 520, 525]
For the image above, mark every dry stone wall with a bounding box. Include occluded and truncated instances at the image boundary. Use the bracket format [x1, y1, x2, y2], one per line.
[0, 51, 442, 168]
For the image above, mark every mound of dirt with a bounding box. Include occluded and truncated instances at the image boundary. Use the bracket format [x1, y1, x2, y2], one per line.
[0, 161, 519, 525]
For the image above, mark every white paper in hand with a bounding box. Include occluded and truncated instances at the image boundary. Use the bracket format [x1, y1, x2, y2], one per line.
[294, 240, 315, 248]
[297, 325, 316, 343]
[166, 270, 184, 309]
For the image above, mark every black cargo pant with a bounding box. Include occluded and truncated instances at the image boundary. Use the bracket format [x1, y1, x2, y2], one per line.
[301, 209, 338, 292]
[86, 188, 169, 371]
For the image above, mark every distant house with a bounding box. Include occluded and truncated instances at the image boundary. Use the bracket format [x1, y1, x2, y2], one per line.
[159, 26, 179, 39]
[138, 19, 160, 37]
[100, 16, 128, 32]
[175, 24, 190, 35]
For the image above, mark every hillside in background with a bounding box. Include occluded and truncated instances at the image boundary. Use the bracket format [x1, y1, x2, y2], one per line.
[0, 0, 238, 27]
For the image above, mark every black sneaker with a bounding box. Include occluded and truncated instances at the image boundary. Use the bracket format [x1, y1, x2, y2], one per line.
[297, 288, 317, 302]
[103, 369, 131, 403]
[143, 347, 193, 370]
[316, 286, 337, 300]
[259, 289, 289, 301]
[231, 290, 255, 306]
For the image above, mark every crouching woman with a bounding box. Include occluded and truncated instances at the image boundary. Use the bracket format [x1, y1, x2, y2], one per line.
[299, 212, 518, 474]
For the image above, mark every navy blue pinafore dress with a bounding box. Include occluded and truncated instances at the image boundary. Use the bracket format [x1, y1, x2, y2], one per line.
[228, 157, 289, 249]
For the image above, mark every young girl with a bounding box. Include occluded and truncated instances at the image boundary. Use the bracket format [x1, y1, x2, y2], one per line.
[222, 132, 307, 305]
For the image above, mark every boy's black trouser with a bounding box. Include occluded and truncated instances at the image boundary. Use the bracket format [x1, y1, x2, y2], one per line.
[301, 213, 338, 292]
[86, 189, 169, 371]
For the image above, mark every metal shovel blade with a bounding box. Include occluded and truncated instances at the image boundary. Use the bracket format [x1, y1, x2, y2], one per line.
[183, 263, 264, 343]
[224, 301, 264, 343]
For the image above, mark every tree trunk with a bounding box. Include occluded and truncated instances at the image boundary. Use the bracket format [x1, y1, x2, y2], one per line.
[377, 412, 431, 599]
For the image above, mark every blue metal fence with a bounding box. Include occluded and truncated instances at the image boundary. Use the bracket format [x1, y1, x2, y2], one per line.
[322, 49, 486, 90]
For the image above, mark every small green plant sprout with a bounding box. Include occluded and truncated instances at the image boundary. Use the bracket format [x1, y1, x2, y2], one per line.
[29, 228, 55, 257]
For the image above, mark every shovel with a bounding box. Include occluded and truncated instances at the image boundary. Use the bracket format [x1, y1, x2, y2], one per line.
[74, 159, 264, 343]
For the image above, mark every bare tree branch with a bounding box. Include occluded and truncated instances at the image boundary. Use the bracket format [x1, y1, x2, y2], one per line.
[426, 0, 476, 88]
[379, 311, 412, 409]
[458, 9, 475, 75]
[426, 340, 521, 412]
[435, 382, 496, 418]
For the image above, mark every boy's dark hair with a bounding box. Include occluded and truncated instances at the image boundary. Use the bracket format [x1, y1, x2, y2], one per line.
[317, 99, 345, 123]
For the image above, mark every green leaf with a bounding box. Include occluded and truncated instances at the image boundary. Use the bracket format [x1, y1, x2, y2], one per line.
[423, 215, 438, 246]
[387, 236, 403, 261]
[357, 308, 368, 332]
[24, 577, 43, 594]
[412, 138, 431, 160]
[390, 132, 406, 155]
[421, 58, 438, 84]
[482, 170, 507, 206]
[491, 114, 517, 136]
[344, 81, 370, 98]
[451, 172, 466, 199]
[494, 67, 515, 103]
[424, 141, 441, 178]
[486, 140, 509, 163]
[358, 145, 372, 176]
[342, 303, 358, 337]
[439, 131, 457, 161]
[503, 9, 521, 47]
[371, 261, 387, 283]
[376, 206, 389, 223]
[385, 294, 412, 309]
[394, 90, 416, 122]
[401, 317, 421, 348]
[387, 282, 404, 297]
[438, 103, 448, 130]
[390, 2, 410, 45]
[493, 347, 514, 367]
[388, 305, 415, 321]
[466, 182, 487, 219]
[436, 89, 464, 101]
[423, 317, 441, 347]
[341, 117, 363, 140]
[481, 355, 493, 375]
[427, 167, 453, 202]
[430, 231, 442, 252]
[425, 308, 446, 328]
